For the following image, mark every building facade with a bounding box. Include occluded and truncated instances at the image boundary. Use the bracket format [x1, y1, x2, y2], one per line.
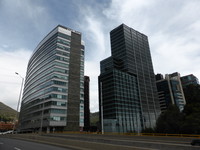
[156, 72, 186, 112]
[19, 25, 85, 132]
[83, 76, 90, 131]
[99, 24, 160, 133]
[181, 74, 199, 88]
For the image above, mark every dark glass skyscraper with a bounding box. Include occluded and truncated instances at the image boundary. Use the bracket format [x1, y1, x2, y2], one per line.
[83, 76, 90, 131]
[99, 24, 160, 133]
[19, 25, 84, 132]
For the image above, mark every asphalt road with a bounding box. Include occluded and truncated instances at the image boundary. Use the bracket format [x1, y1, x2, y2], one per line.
[2, 133, 200, 150]
[0, 138, 69, 150]
[44, 133, 200, 150]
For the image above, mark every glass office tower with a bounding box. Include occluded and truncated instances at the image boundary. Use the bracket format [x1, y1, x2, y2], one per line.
[99, 24, 160, 133]
[19, 25, 84, 132]
[156, 72, 186, 112]
[181, 74, 199, 87]
[99, 57, 142, 133]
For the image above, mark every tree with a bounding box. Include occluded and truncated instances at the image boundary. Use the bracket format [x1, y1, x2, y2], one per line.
[155, 84, 200, 134]
[155, 105, 183, 134]
[180, 103, 200, 134]
[180, 84, 200, 134]
[0, 115, 13, 123]
[142, 127, 155, 133]
[183, 84, 200, 104]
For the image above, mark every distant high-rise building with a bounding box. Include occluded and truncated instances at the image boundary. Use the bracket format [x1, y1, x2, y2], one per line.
[83, 76, 90, 131]
[155, 74, 164, 81]
[19, 25, 85, 132]
[181, 74, 199, 88]
[99, 24, 160, 133]
[156, 72, 186, 112]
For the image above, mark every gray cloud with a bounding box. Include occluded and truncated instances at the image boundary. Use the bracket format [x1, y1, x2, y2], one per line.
[77, 0, 200, 112]
[0, 48, 31, 110]
[0, 0, 52, 50]
[0, 0, 199, 112]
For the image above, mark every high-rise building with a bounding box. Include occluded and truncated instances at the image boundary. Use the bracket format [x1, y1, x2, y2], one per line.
[83, 76, 90, 131]
[181, 74, 199, 88]
[99, 24, 160, 133]
[156, 72, 186, 112]
[19, 25, 85, 132]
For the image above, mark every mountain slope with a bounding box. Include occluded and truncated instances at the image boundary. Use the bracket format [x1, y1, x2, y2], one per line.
[90, 112, 99, 126]
[0, 102, 17, 121]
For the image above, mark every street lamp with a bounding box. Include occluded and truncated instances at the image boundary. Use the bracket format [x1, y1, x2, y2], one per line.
[13, 72, 24, 132]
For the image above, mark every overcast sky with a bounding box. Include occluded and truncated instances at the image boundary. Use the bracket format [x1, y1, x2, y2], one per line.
[0, 0, 200, 112]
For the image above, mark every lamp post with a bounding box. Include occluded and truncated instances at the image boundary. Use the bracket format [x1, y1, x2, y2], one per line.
[15, 72, 24, 113]
[13, 72, 24, 133]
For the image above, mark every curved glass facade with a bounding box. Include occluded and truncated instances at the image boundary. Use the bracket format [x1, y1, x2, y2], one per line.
[19, 25, 84, 132]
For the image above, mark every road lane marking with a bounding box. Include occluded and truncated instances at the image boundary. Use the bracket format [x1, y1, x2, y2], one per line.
[37, 135, 158, 150]
[14, 147, 21, 150]
[46, 134, 191, 147]
[48, 134, 189, 144]
[0, 142, 3, 144]
[105, 138, 191, 147]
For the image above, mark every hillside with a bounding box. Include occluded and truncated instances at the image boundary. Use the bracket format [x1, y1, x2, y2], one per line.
[90, 112, 99, 126]
[0, 102, 17, 121]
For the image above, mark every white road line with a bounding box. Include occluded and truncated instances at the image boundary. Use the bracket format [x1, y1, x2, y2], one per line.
[55, 134, 191, 147]
[107, 138, 191, 147]
[14, 147, 21, 150]
[0, 142, 4, 144]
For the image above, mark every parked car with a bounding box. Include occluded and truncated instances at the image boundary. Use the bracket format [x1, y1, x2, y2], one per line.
[0, 130, 13, 135]
[191, 139, 200, 146]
